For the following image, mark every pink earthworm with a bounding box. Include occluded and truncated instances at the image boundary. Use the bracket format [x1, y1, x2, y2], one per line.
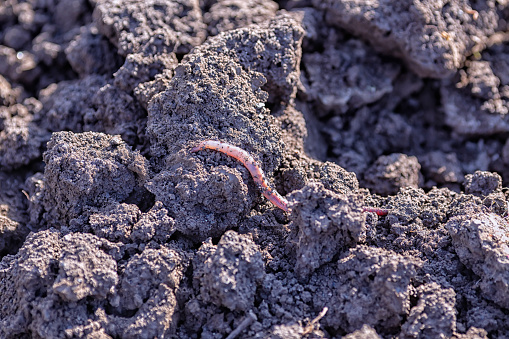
[191, 140, 390, 216]
[191, 140, 289, 212]
[362, 207, 389, 216]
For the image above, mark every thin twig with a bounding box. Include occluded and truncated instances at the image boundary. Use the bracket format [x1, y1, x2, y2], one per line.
[226, 310, 257, 339]
[302, 307, 328, 336]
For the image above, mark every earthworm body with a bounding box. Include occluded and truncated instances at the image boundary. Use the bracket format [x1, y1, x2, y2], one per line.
[191, 140, 389, 216]
[191, 140, 289, 212]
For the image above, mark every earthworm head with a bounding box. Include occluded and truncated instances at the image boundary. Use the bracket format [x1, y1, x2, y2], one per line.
[190, 145, 204, 153]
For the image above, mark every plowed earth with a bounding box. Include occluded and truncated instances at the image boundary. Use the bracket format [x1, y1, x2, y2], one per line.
[1, 0, 509, 338]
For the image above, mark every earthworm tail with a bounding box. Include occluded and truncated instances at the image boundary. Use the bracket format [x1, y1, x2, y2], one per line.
[362, 207, 389, 216]
[191, 140, 289, 212]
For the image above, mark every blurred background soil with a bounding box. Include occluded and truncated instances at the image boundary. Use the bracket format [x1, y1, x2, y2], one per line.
[1, 0, 509, 338]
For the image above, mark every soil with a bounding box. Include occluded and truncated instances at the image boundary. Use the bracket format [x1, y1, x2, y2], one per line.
[1, 0, 509, 338]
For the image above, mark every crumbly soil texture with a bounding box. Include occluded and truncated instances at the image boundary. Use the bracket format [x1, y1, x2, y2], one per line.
[2, 0, 509, 338]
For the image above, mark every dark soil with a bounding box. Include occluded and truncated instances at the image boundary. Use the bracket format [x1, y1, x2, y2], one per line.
[1, 0, 509, 338]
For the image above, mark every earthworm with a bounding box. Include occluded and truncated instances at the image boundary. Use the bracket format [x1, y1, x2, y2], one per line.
[191, 140, 289, 212]
[191, 140, 390, 216]
[362, 207, 389, 216]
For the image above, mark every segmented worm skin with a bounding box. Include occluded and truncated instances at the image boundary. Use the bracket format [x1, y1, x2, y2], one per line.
[191, 140, 289, 212]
